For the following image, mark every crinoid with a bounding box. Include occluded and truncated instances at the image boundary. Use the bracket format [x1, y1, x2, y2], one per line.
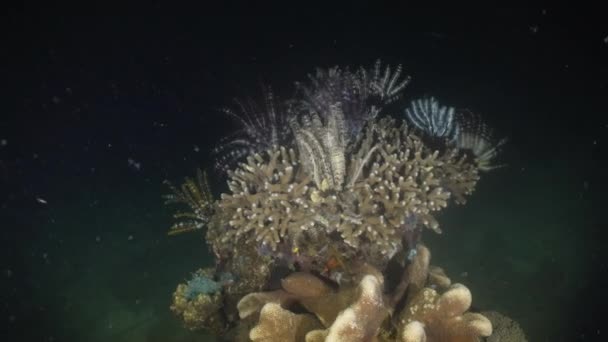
[365, 58, 411, 105]
[295, 65, 372, 142]
[163, 168, 215, 235]
[404, 96, 459, 142]
[404, 98, 506, 171]
[212, 85, 291, 174]
[454, 109, 507, 171]
[289, 102, 348, 191]
[294, 60, 410, 143]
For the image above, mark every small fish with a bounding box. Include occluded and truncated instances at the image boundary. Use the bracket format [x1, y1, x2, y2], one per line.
[36, 197, 48, 204]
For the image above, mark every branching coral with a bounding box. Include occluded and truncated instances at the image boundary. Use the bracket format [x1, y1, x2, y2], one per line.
[218, 115, 481, 267]
[218, 146, 315, 253]
[169, 60, 487, 267]
[321, 116, 478, 258]
[163, 168, 215, 235]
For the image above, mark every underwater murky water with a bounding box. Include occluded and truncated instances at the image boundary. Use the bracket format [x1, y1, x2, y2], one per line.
[2, 6, 606, 342]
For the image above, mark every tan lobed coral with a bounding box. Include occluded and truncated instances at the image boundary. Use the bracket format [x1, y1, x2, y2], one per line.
[401, 321, 427, 342]
[236, 247, 491, 342]
[239, 272, 356, 328]
[250, 303, 323, 342]
[398, 284, 492, 342]
[428, 265, 452, 291]
[325, 273, 389, 341]
[238, 268, 388, 342]
[390, 244, 431, 308]
[237, 289, 297, 320]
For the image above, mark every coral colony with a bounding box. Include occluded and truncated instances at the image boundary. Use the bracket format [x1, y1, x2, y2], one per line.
[164, 60, 506, 341]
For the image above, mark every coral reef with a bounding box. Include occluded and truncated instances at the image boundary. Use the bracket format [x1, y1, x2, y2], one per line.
[163, 59, 516, 341]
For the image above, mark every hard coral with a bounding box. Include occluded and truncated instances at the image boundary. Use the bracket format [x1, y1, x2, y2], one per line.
[183, 268, 221, 300]
[219, 146, 314, 253]
[237, 289, 296, 320]
[218, 115, 481, 270]
[231, 250, 492, 342]
[428, 266, 452, 291]
[170, 271, 226, 333]
[391, 244, 431, 307]
[325, 273, 389, 341]
[401, 321, 427, 342]
[250, 303, 322, 342]
[281, 272, 333, 298]
[398, 284, 492, 342]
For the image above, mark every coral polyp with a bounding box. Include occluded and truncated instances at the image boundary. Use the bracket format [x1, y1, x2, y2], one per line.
[164, 59, 509, 341]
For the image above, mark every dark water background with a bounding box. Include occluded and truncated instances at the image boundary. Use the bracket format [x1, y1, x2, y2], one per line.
[2, 4, 606, 341]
